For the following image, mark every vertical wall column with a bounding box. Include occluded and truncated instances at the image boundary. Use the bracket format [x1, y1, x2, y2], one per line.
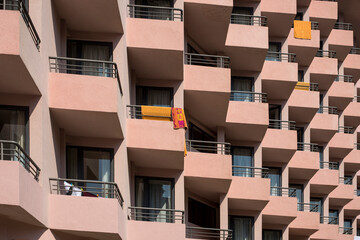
[219, 194, 228, 230]
[217, 127, 225, 154]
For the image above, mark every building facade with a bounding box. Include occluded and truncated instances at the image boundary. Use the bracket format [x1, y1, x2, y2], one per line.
[0, 0, 360, 239]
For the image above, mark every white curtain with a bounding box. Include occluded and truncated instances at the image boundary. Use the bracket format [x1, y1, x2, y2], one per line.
[263, 230, 282, 240]
[82, 45, 110, 76]
[9, 111, 26, 167]
[148, 88, 171, 107]
[232, 147, 253, 177]
[232, 217, 253, 240]
[232, 78, 253, 102]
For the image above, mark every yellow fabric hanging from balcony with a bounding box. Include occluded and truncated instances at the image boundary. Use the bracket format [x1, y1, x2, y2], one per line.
[294, 20, 311, 40]
[141, 106, 171, 121]
[295, 82, 310, 91]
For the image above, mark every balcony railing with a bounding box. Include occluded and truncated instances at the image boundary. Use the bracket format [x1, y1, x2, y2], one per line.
[297, 143, 319, 152]
[1, 0, 41, 49]
[128, 206, 184, 223]
[49, 56, 123, 95]
[126, 105, 172, 120]
[318, 106, 337, 114]
[320, 161, 339, 170]
[355, 189, 360, 196]
[268, 119, 296, 130]
[270, 187, 296, 197]
[230, 14, 267, 26]
[335, 75, 353, 82]
[232, 166, 269, 178]
[350, 47, 360, 55]
[49, 178, 124, 206]
[338, 126, 353, 134]
[186, 226, 232, 240]
[127, 4, 183, 21]
[339, 176, 353, 185]
[184, 53, 230, 68]
[298, 203, 319, 212]
[354, 96, 360, 102]
[230, 91, 267, 103]
[321, 216, 339, 224]
[339, 227, 353, 235]
[265, 52, 296, 62]
[316, 50, 336, 58]
[0, 140, 40, 181]
[334, 22, 353, 31]
[186, 139, 231, 155]
[355, 143, 360, 150]
[295, 82, 319, 91]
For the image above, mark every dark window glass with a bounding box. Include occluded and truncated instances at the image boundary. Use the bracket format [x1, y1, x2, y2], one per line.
[232, 147, 254, 177]
[298, 70, 304, 82]
[136, 86, 173, 107]
[296, 127, 304, 143]
[188, 122, 216, 153]
[269, 105, 281, 120]
[310, 198, 323, 216]
[263, 230, 282, 240]
[295, 12, 303, 21]
[188, 198, 216, 228]
[229, 216, 254, 240]
[231, 77, 254, 102]
[329, 209, 339, 224]
[289, 184, 303, 203]
[269, 42, 281, 53]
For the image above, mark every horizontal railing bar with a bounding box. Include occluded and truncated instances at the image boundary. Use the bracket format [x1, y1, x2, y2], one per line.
[129, 206, 184, 212]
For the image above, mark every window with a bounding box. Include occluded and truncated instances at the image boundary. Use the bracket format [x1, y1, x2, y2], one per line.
[0, 105, 29, 152]
[296, 127, 304, 143]
[269, 105, 281, 120]
[263, 230, 282, 240]
[135, 176, 174, 222]
[188, 122, 216, 153]
[311, 198, 323, 216]
[134, 0, 174, 20]
[269, 42, 281, 52]
[231, 7, 254, 25]
[188, 198, 216, 228]
[232, 147, 254, 177]
[289, 184, 303, 203]
[136, 86, 173, 107]
[298, 70, 304, 82]
[295, 12, 303, 21]
[231, 77, 254, 102]
[344, 219, 352, 233]
[229, 216, 254, 240]
[267, 42, 282, 61]
[266, 167, 281, 196]
[329, 209, 339, 224]
[135, 0, 174, 7]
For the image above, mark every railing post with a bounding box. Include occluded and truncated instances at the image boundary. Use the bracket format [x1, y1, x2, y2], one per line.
[57, 180, 60, 195]
[0, 142, 2, 160]
[102, 62, 105, 77]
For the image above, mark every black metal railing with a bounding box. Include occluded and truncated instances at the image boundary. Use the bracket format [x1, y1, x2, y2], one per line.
[186, 139, 231, 155]
[0, 140, 40, 181]
[338, 126, 353, 134]
[269, 120, 296, 130]
[295, 82, 319, 91]
[339, 227, 353, 235]
[335, 75, 353, 83]
[298, 203, 319, 212]
[184, 53, 230, 68]
[186, 226, 232, 240]
[230, 91, 267, 103]
[354, 96, 360, 102]
[334, 22, 352, 31]
[230, 14, 267, 26]
[0, 0, 41, 49]
[297, 143, 319, 152]
[318, 106, 337, 114]
[270, 187, 296, 197]
[320, 161, 339, 170]
[127, 4, 183, 21]
[126, 105, 172, 120]
[49, 56, 123, 95]
[232, 166, 269, 178]
[350, 48, 360, 55]
[316, 50, 336, 58]
[128, 206, 184, 223]
[355, 143, 360, 150]
[265, 52, 296, 62]
[320, 216, 338, 224]
[49, 178, 124, 206]
[339, 176, 353, 185]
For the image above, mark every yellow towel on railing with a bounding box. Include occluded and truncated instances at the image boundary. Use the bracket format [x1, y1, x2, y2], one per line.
[141, 106, 171, 121]
[184, 139, 187, 157]
[294, 20, 311, 40]
[295, 82, 310, 91]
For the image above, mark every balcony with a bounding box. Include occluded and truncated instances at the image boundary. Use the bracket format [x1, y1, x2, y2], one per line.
[225, 94, 268, 142]
[310, 169, 338, 195]
[0, 1, 41, 95]
[126, 105, 185, 169]
[328, 76, 354, 110]
[328, 130, 354, 159]
[184, 0, 232, 54]
[128, 207, 185, 240]
[48, 57, 124, 139]
[288, 83, 319, 123]
[343, 100, 360, 128]
[52, 0, 122, 33]
[343, 48, 360, 81]
[328, 23, 354, 61]
[344, 195, 360, 217]
[308, 0, 338, 37]
[260, 0, 296, 37]
[270, 187, 296, 197]
[309, 108, 338, 143]
[228, 173, 270, 211]
[310, 223, 339, 240]
[339, 227, 353, 236]
[49, 178, 125, 239]
[329, 183, 354, 207]
[224, 15, 268, 71]
[320, 216, 338, 225]
[184, 140, 232, 201]
[186, 226, 232, 240]
[287, 22, 320, 66]
[289, 204, 320, 237]
[184, 53, 231, 129]
[288, 149, 319, 181]
[309, 51, 338, 90]
[127, 5, 184, 80]
[343, 149, 360, 174]
[262, 121, 297, 163]
[261, 53, 298, 100]
[0, 141, 44, 226]
[262, 196, 297, 225]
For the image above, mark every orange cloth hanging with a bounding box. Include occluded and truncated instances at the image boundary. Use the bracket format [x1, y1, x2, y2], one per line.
[141, 106, 171, 121]
[294, 20, 311, 40]
[295, 82, 310, 91]
[184, 139, 187, 157]
[172, 108, 188, 129]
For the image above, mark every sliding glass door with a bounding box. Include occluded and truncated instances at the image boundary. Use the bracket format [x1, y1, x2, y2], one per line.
[232, 147, 254, 177]
[263, 230, 282, 240]
[230, 216, 254, 240]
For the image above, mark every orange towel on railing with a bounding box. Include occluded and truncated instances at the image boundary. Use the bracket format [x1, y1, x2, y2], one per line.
[172, 108, 188, 129]
[294, 20, 311, 40]
[184, 139, 187, 157]
[295, 82, 310, 91]
[141, 106, 171, 121]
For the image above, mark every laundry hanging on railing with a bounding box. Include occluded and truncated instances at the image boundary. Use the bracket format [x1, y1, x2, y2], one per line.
[141, 106, 172, 121]
[172, 108, 188, 129]
[294, 82, 310, 91]
[294, 20, 311, 40]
